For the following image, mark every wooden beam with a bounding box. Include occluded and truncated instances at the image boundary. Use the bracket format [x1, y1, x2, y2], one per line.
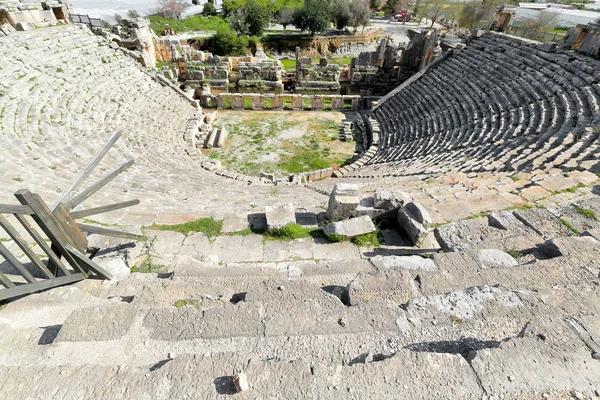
[52, 130, 122, 210]
[77, 223, 143, 241]
[0, 271, 15, 289]
[70, 199, 140, 219]
[67, 160, 135, 209]
[0, 215, 53, 279]
[14, 190, 88, 277]
[0, 241, 36, 283]
[52, 203, 88, 253]
[65, 245, 112, 280]
[0, 273, 85, 301]
[0, 205, 33, 214]
[14, 214, 71, 277]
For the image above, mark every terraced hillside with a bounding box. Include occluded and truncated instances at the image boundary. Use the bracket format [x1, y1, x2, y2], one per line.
[351, 32, 600, 178]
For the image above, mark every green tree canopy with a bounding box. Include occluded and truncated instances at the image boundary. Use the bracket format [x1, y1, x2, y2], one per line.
[292, 0, 332, 35]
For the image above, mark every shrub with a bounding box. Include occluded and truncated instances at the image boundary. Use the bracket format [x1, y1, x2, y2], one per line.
[206, 26, 250, 55]
[202, 2, 218, 16]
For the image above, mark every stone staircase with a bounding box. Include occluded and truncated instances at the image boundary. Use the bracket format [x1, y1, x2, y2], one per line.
[1, 219, 599, 398]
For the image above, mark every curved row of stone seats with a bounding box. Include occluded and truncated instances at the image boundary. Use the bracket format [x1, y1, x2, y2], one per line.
[0, 25, 327, 219]
[357, 32, 600, 177]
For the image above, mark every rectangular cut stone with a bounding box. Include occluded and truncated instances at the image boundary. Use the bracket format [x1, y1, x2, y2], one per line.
[331, 97, 344, 110]
[311, 96, 324, 110]
[231, 95, 244, 110]
[292, 95, 303, 110]
[272, 96, 283, 110]
[323, 215, 376, 238]
[265, 203, 296, 230]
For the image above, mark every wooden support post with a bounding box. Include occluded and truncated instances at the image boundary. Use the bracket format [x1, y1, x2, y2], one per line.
[52, 130, 122, 210]
[65, 245, 112, 280]
[52, 203, 88, 253]
[70, 199, 140, 219]
[0, 271, 15, 289]
[14, 214, 71, 277]
[0, 242, 36, 283]
[14, 190, 88, 277]
[67, 160, 135, 209]
[77, 223, 143, 241]
[0, 273, 85, 301]
[0, 214, 53, 279]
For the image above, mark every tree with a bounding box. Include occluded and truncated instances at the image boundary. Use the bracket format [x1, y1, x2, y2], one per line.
[522, 10, 558, 39]
[369, 0, 380, 11]
[229, 8, 250, 34]
[223, 0, 246, 17]
[277, 6, 295, 29]
[209, 26, 249, 55]
[458, 1, 490, 29]
[113, 13, 124, 25]
[158, 0, 188, 19]
[292, 0, 331, 35]
[245, 0, 272, 35]
[350, 0, 372, 33]
[127, 9, 141, 19]
[444, 4, 462, 27]
[332, 0, 352, 31]
[422, 0, 445, 27]
[202, 2, 218, 16]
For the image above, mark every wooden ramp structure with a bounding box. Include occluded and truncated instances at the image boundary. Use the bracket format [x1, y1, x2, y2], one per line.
[0, 131, 141, 301]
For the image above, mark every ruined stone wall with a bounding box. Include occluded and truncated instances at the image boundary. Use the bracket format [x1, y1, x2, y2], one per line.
[0, 0, 70, 29]
[263, 29, 383, 57]
[564, 24, 600, 57]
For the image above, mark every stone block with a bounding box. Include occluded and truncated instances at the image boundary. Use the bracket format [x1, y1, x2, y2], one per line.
[323, 215, 376, 238]
[397, 202, 431, 245]
[265, 203, 296, 230]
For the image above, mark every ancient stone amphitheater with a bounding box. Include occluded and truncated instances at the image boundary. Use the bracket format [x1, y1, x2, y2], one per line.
[1, 24, 600, 399]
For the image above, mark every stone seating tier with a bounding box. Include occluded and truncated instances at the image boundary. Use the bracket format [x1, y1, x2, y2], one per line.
[357, 32, 600, 178]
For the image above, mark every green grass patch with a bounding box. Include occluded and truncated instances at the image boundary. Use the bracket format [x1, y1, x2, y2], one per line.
[281, 59, 296, 70]
[147, 217, 223, 237]
[147, 14, 228, 35]
[267, 223, 314, 241]
[559, 218, 581, 235]
[352, 231, 380, 248]
[279, 151, 331, 174]
[131, 257, 167, 274]
[226, 227, 255, 236]
[505, 249, 524, 259]
[575, 205, 598, 221]
[511, 176, 520, 182]
[174, 299, 201, 309]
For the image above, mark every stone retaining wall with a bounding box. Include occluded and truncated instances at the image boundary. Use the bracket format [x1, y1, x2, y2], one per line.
[211, 93, 361, 111]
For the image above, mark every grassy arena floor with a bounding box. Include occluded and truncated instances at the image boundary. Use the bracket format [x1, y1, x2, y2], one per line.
[209, 111, 356, 177]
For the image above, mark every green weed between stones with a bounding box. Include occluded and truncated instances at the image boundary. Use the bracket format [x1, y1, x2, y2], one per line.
[575, 205, 598, 221]
[328, 231, 381, 247]
[267, 223, 314, 241]
[174, 299, 201, 309]
[559, 218, 581, 235]
[504, 249, 524, 259]
[147, 217, 223, 237]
